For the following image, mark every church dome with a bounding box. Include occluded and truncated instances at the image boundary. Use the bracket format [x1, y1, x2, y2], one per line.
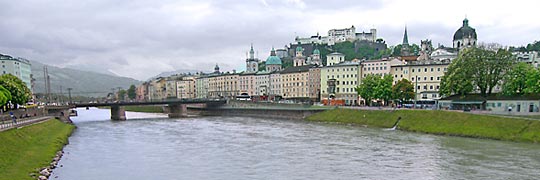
[266, 48, 282, 65]
[296, 46, 303, 52]
[453, 18, 477, 41]
[313, 48, 320, 55]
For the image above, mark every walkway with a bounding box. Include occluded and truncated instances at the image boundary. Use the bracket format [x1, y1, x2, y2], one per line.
[0, 116, 54, 132]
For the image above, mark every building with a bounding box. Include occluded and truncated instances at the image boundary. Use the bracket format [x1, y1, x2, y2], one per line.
[326, 52, 345, 66]
[208, 73, 240, 99]
[401, 27, 412, 56]
[293, 46, 306, 66]
[269, 72, 282, 100]
[439, 94, 540, 115]
[0, 54, 32, 89]
[148, 78, 167, 100]
[177, 76, 196, 99]
[280, 65, 314, 101]
[431, 47, 458, 61]
[361, 58, 404, 77]
[294, 26, 377, 45]
[246, 44, 259, 73]
[254, 71, 271, 99]
[265, 47, 282, 72]
[321, 61, 362, 105]
[308, 48, 322, 66]
[136, 82, 149, 101]
[390, 60, 450, 101]
[196, 76, 209, 99]
[308, 66, 321, 102]
[453, 18, 477, 50]
[514, 51, 540, 68]
[239, 72, 257, 96]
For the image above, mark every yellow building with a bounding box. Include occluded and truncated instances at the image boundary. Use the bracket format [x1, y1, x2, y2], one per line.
[390, 60, 450, 101]
[280, 65, 315, 101]
[321, 61, 362, 105]
[208, 73, 240, 99]
[177, 76, 196, 99]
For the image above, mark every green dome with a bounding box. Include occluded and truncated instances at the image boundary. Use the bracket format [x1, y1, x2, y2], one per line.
[313, 48, 320, 55]
[266, 56, 282, 65]
[296, 46, 303, 52]
[453, 18, 477, 40]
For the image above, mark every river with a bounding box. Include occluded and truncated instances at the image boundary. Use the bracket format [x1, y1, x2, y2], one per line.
[51, 108, 540, 180]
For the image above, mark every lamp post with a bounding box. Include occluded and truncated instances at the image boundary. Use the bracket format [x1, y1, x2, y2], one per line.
[414, 75, 418, 109]
[67, 88, 73, 105]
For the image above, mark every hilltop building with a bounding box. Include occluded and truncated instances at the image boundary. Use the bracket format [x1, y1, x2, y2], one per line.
[295, 26, 377, 45]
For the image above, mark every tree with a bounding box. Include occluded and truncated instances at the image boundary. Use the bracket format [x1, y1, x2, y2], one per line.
[440, 47, 514, 97]
[524, 68, 540, 93]
[392, 79, 415, 102]
[440, 58, 474, 97]
[0, 74, 31, 106]
[374, 75, 393, 105]
[502, 63, 533, 95]
[127, 85, 137, 100]
[118, 89, 127, 101]
[356, 74, 379, 106]
[0, 85, 12, 107]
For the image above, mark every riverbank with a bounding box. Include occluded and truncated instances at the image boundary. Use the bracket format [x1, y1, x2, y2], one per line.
[0, 119, 75, 180]
[306, 108, 540, 143]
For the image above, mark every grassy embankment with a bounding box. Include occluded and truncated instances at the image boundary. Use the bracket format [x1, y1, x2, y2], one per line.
[306, 108, 540, 143]
[0, 119, 75, 180]
[99, 106, 164, 113]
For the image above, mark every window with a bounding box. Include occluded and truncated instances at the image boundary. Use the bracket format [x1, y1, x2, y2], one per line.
[430, 68, 434, 72]
[424, 68, 428, 72]
[412, 69, 415, 72]
[437, 68, 441, 71]
[430, 77, 434, 81]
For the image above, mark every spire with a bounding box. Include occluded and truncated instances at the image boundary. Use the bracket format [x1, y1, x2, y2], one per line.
[463, 18, 469, 27]
[402, 26, 409, 45]
[270, 46, 276, 56]
[249, 43, 255, 59]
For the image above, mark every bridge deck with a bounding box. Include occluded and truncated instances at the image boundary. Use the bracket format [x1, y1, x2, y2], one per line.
[73, 99, 227, 107]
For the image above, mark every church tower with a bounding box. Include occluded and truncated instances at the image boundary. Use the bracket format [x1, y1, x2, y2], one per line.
[400, 26, 411, 56]
[246, 44, 259, 72]
[294, 46, 305, 67]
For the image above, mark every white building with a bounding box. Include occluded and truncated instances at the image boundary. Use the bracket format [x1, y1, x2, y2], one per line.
[514, 51, 540, 68]
[0, 54, 32, 89]
[295, 26, 377, 45]
[326, 52, 345, 66]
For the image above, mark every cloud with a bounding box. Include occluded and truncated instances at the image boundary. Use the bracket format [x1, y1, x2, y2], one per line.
[0, 0, 539, 80]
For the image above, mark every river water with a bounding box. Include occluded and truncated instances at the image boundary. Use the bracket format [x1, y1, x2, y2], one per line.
[52, 108, 540, 180]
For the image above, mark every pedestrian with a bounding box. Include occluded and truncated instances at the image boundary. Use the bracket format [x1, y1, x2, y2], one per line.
[9, 111, 16, 124]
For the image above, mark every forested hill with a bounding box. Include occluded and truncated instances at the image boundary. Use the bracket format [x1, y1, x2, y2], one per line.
[31, 61, 141, 97]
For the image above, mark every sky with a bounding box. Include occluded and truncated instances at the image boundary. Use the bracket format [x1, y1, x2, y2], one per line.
[1, 0, 539, 80]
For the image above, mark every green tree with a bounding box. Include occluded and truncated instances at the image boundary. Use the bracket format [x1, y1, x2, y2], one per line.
[392, 79, 415, 102]
[440, 48, 514, 97]
[440, 58, 474, 97]
[127, 85, 137, 100]
[524, 68, 540, 93]
[0, 74, 31, 105]
[0, 85, 12, 107]
[356, 74, 379, 106]
[118, 89, 127, 101]
[502, 63, 533, 95]
[374, 75, 393, 105]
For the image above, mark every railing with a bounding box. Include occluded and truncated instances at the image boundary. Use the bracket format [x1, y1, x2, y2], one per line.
[0, 116, 52, 131]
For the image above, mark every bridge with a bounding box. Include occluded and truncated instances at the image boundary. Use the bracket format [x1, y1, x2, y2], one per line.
[71, 99, 227, 120]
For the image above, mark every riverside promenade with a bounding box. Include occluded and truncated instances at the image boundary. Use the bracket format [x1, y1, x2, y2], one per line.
[0, 116, 54, 132]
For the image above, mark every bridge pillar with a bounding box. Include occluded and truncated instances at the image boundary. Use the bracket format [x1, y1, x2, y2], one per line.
[168, 104, 187, 118]
[111, 105, 126, 120]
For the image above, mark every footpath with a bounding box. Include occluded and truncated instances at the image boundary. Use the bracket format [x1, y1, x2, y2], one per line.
[0, 116, 54, 132]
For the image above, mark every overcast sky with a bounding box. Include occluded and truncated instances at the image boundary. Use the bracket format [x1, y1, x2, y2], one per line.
[1, 0, 539, 80]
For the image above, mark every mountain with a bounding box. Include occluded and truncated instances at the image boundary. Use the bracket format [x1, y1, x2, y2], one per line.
[31, 61, 141, 97]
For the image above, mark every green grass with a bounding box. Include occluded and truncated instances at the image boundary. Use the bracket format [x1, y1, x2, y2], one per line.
[306, 109, 540, 143]
[0, 119, 75, 180]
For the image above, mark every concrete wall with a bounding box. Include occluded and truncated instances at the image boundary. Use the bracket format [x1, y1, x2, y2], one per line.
[197, 108, 325, 120]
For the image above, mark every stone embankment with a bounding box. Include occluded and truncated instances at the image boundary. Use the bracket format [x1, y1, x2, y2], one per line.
[32, 150, 64, 180]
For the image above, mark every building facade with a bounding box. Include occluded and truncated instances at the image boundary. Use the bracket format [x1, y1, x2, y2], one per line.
[0, 54, 32, 89]
[390, 60, 450, 101]
[321, 61, 362, 105]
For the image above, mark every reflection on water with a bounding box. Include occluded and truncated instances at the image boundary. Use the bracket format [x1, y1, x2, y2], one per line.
[52, 108, 540, 180]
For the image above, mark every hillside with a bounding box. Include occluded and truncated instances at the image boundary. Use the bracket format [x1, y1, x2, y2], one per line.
[31, 61, 141, 97]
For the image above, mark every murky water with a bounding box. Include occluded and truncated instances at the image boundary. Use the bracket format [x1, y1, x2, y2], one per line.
[52, 108, 540, 180]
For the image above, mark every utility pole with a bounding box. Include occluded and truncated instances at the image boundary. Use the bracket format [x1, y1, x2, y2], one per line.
[59, 85, 63, 104]
[414, 75, 418, 109]
[67, 88, 73, 104]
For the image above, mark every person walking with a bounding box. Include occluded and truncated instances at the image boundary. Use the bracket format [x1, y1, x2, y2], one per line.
[9, 111, 16, 124]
